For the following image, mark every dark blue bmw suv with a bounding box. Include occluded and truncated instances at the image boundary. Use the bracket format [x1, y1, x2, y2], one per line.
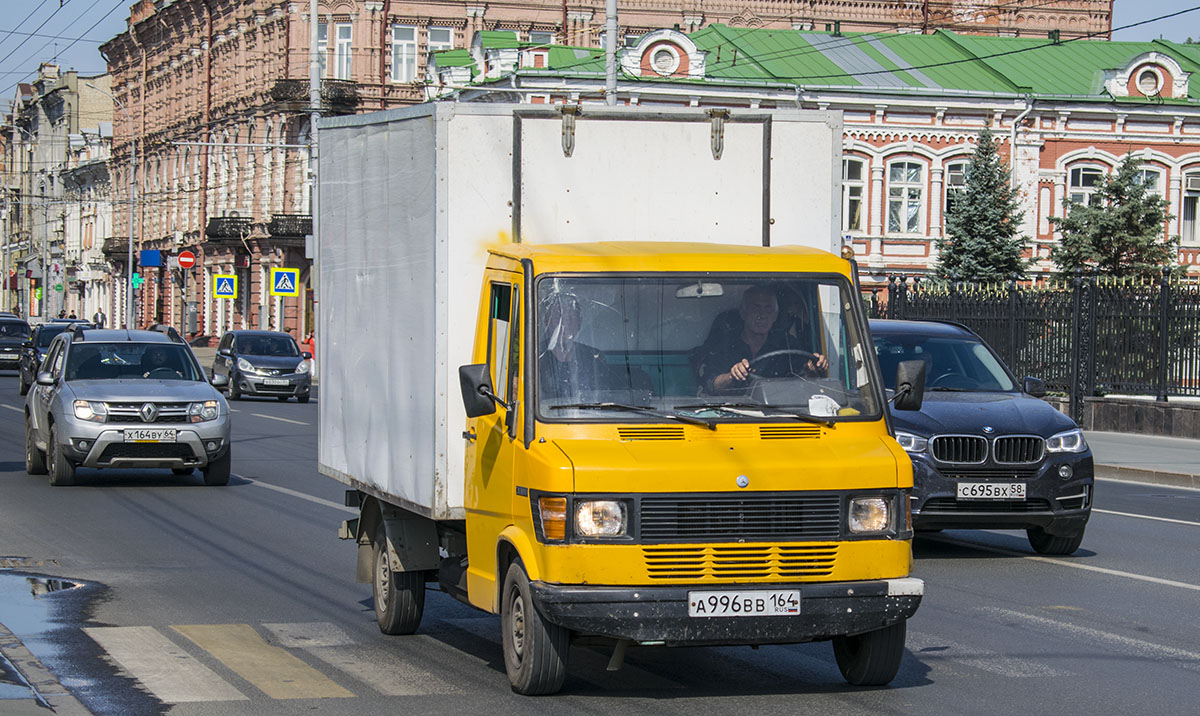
[871, 319, 1093, 555]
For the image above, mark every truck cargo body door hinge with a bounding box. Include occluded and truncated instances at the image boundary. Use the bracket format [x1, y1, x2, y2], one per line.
[709, 108, 730, 160]
[561, 105, 580, 157]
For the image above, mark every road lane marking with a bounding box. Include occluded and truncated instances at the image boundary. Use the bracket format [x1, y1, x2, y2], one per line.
[263, 623, 460, 696]
[1094, 508, 1200, 528]
[250, 412, 309, 425]
[240, 475, 357, 515]
[981, 608, 1200, 671]
[172, 624, 353, 700]
[1, 404, 21, 413]
[83, 626, 247, 703]
[930, 536, 1200, 592]
[906, 630, 1069, 678]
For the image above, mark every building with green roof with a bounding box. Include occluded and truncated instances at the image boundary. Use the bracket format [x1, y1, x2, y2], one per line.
[433, 26, 1200, 280]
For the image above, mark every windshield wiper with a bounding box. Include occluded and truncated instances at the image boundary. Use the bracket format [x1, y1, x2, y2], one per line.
[674, 402, 835, 428]
[927, 387, 967, 392]
[550, 402, 715, 430]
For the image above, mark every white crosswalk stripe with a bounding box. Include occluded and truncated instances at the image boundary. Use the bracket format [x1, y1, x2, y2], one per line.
[262, 622, 461, 696]
[83, 626, 247, 703]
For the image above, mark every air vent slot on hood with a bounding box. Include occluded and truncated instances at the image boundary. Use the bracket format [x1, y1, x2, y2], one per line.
[618, 427, 686, 441]
[759, 425, 821, 439]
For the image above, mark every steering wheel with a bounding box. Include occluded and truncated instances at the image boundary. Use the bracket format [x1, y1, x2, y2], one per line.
[930, 372, 978, 389]
[749, 349, 822, 377]
[146, 366, 180, 378]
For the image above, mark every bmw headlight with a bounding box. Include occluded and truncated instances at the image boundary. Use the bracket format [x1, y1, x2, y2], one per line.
[848, 497, 891, 534]
[188, 400, 220, 423]
[73, 400, 107, 423]
[894, 431, 928, 453]
[1046, 428, 1087, 453]
[295, 359, 311, 375]
[575, 500, 628, 537]
[236, 357, 257, 373]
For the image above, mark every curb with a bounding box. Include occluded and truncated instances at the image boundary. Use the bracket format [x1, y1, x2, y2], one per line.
[1094, 464, 1200, 490]
[0, 622, 90, 715]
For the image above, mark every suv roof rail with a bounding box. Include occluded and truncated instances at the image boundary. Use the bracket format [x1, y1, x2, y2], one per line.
[65, 323, 89, 341]
[147, 323, 185, 343]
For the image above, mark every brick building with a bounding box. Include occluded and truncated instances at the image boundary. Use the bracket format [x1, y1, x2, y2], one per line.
[435, 26, 1200, 284]
[92, 0, 1111, 338]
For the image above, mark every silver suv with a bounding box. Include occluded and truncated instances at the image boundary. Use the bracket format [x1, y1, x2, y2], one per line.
[24, 325, 232, 486]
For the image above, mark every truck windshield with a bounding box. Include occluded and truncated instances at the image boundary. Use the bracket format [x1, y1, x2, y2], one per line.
[535, 275, 881, 423]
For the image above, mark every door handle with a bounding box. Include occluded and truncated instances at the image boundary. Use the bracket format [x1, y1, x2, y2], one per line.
[462, 430, 477, 442]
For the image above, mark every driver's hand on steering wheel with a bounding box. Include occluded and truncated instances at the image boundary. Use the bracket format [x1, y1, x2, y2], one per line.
[807, 352, 829, 375]
[729, 358, 752, 382]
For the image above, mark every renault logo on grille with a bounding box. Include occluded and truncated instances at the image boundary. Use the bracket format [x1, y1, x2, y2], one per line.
[139, 402, 159, 423]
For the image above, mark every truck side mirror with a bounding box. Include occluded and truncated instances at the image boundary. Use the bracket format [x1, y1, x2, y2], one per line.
[893, 360, 926, 411]
[1023, 376, 1047, 398]
[459, 363, 499, 418]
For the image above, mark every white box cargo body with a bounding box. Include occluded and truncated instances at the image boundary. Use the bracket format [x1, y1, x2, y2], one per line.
[317, 103, 843, 520]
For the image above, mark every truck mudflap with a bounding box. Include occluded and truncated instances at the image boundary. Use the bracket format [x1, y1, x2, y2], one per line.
[529, 578, 923, 647]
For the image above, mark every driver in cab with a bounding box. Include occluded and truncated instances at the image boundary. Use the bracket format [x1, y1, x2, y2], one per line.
[695, 285, 828, 395]
[141, 346, 181, 378]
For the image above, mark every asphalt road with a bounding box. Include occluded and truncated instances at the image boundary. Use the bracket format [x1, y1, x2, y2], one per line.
[1, 370, 1199, 715]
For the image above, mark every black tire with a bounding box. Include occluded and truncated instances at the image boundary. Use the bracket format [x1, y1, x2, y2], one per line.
[228, 376, 241, 401]
[47, 425, 76, 487]
[372, 525, 425, 635]
[18, 371, 29, 396]
[298, 395, 310, 404]
[202, 449, 231, 486]
[25, 417, 46, 475]
[1027, 526, 1085, 555]
[172, 467, 194, 476]
[832, 620, 906, 686]
[501, 561, 568, 695]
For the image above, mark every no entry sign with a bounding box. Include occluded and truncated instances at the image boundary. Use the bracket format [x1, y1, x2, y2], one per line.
[178, 250, 196, 269]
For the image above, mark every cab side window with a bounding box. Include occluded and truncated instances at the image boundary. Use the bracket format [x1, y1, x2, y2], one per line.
[44, 341, 65, 379]
[486, 282, 521, 407]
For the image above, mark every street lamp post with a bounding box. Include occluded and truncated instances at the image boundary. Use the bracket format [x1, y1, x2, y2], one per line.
[86, 82, 135, 329]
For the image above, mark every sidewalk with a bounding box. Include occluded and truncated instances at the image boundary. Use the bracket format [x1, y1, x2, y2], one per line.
[1086, 431, 1200, 489]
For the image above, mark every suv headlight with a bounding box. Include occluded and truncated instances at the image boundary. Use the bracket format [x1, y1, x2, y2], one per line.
[237, 357, 258, 373]
[1046, 428, 1087, 453]
[188, 400, 220, 423]
[575, 500, 628, 537]
[295, 359, 311, 375]
[73, 400, 107, 423]
[894, 431, 928, 453]
[848, 496, 891, 534]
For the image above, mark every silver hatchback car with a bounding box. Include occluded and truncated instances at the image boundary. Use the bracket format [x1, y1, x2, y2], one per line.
[24, 325, 233, 486]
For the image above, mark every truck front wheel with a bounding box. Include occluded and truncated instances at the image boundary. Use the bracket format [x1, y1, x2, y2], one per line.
[501, 561, 568, 695]
[372, 526, 424, 635]
[832, 620, 906, 686]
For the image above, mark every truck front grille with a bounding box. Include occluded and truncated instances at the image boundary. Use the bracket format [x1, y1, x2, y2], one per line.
[639, 493, 841, 543]
[642, 544, 838, 581]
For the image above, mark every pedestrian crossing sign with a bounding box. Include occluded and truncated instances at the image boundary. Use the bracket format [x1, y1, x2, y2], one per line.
[213, 274, 238, 299]
[270, 267, 301, 297]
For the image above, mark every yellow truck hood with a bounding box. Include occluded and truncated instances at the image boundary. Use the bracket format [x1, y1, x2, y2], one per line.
[553, 431, 907, 494]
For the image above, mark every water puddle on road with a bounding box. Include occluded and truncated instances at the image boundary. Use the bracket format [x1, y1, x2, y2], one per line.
[0, 572, 83, 636]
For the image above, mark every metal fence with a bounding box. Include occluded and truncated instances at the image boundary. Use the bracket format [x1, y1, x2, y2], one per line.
[865, 272, 1200, 422]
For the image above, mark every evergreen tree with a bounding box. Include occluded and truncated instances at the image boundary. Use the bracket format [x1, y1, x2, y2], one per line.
[1049, 154, 1178, 280]
[934, 127, 1029, 281]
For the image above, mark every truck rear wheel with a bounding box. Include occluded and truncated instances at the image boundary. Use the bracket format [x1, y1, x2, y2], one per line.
[501, 561, 568, 695]
[372, 526, 424, 635]
[1027, 526, 1085, 556]
[832, 620, 906, 686]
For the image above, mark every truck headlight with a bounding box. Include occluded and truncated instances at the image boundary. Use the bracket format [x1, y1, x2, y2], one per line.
[1046, 428, 1086, 453]
[894, 431, 928, 453]
[188, 400, 220, 423]
[575, 500, 628, 537]
[73, 400, 107, 423]
[848, 497, 891, 534]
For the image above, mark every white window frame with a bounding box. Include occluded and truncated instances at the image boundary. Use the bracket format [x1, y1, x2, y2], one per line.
[1182, 171, 1200, 246]
[1068, 165, 1107, 207]
[1133, 168, 1162, 195]
[428, 27, 454, 54]
[317, 23, 328, 78]
[391, 24, 417, 82]
[528, 30, 555, 46]
[887, 160, 925, 235]
[334, 23, 352, 80]
[842, 157, 865, 233]
[943, 160, 968, 227]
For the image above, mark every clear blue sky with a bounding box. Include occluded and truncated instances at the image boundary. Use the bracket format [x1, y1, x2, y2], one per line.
[0, 0, 1196, 104]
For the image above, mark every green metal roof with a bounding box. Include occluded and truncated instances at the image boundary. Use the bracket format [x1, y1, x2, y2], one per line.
[432, 49, 474, 68]
[478, 31, 522, 50]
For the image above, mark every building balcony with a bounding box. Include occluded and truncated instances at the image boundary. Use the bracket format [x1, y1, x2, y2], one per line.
[270, 79, 359, 112]
[268, 214, 312, 238]
[101, 237, 130, 259]
[205, 216, 253, 240]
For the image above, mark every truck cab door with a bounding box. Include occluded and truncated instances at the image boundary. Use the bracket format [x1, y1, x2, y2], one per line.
[463, 273, 524, 612]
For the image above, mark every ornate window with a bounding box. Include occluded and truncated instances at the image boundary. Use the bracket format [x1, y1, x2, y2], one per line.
[317, 24, 328, 78]
[842, 158, 865, 233]
[1182, 171, 1200, 246]
[391, 25, 417, 82]
[1133, 168, 1162, 195]
[1068, 166, 1105, 207]
[887, 160, 924, 234]
[334, 24, 352, 80]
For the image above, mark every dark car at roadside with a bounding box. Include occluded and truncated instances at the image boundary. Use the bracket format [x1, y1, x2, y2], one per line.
[20, 321, 92, 395]
[0, 317, 30, 372]
[871, 319, 1093, 555]
[211, 330, 312, 402]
